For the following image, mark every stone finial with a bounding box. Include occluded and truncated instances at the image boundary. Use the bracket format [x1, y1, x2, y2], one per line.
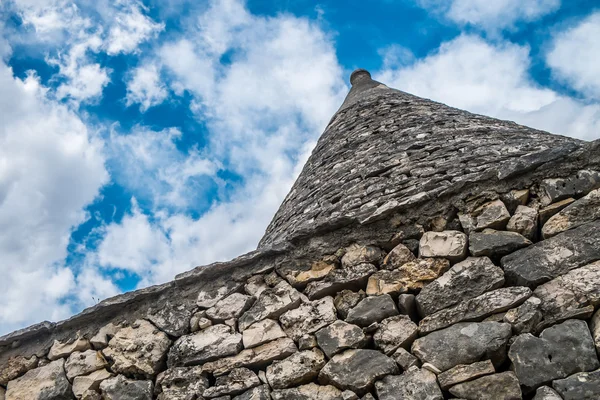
[350, 69, 372, 86]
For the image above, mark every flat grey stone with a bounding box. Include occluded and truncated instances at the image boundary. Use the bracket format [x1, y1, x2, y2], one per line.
[552, 368, 600, 400]
[270, 383, 343, 400]
[318, 349, 399, 395]
[534, 260, 600, 320]
[266, 349, 326, 389]
[203, 368, 260, 398]
[448, 372, 522, 400]
[418, 287, 532, 334]
[232, 385, 270, 400]
[155, 366, 208, 400]
[469, 229, 531, 258]
[543, 188, 600, 238]
[345, 294, 399, 327]
[242, 319, 286, 349]
[437, 360, 496, 390]
[315, 320, 366, 358]
[508, 319, 599, 392]
[168, 324, 242, 367]
[532, 386, 563, 400]
[538, 170, 600, 206]
[304, 263, 377, 300]
[411, 321, 512, 372]
[397, 293, 418, 320]
[391, 347, 420, 371]
[501, 220, 600, 286]
[238, 282, 302, 331]
[373, 315, 418, 355]
[334, 290, 366, 319]
[99, 375, 153, 400]
[375, 368, 443, 400]
[5, 359, 71, 400]
[415, 257, 504, 317]
[503, 296, 543, 334]
[279, 297, 337, 341]
[146, 300, 193, 337]
[206, 293, 255, 322]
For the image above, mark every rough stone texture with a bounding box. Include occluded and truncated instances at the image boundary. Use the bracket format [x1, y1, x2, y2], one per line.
[345, 295, 398, 327]
[412, 321, 512, 371]
[538, 170, 600, 206]
[284, 260, 336, 288]
[542, 188, 600, 238]
[318, 349, 398, 395]
[305, 263, 377, 300]
[197, 280, 244, 309]
[415, 257, 504, 317]
[391, 347, 420, 371]
[366, 258, 450, 296]
[503, 296, 543, 334]
[245, 275, 269, 298]
[373, 315, 418, 355]
[418, 287, 532, 334]
[102, 320, 171, 378]
[266, 349, 326, 389]
[90, 323, 119, 350]
[206, 293, 255, 322]
[539, 198, 576, 226]
[437, 360, 496, 390]
[202, 337, 297, 375]
[242, 319, 286, 349]
[99, 375, 153, 400]
[507, 205, 538, 240]
[449, 372, 522, 400]
[552, 368, 600, 400]
[155, 366, 208, 400]
[233, 385, 270, 400]
[591, 309, 600, 354]
[502, 189, 529, 214]
[0, 387, 4, 400]
[508, 319, 599, 392]
[334, 290, 366, 319]
[168, 324, 242, 368]
[469, 229, 531, 258]
[298, 334, 318, 350]
[65, 349, 108, 380]
[375, 367, 443, 400]
[463, 200, 511, 232]
[314, 320, 366, 358]
[534, 261, 600, 320]
[501, 220, 600, 286]
[381, 243, 416, 270]
[0, 355, 38, 386]
[146, 300, 193, 337]
[238, 282, 302, 331]
[48, 337, 90, 361]
[203, 368, 260, 398]
[5, 359, 71, 400]
[397, 293, 418, 321]
[279, 297, 337, 341]
[419, 231, 468, 262]
[341, 244, 385, 268]
[270, 383, 343, 400]
[533, 386, 563, 400]
[72, 369, 113, 398]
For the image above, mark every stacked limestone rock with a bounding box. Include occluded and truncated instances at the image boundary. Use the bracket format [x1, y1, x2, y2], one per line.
[1, 173, 600, 399]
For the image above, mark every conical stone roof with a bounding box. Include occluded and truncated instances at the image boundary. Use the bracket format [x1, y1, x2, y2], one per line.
[259, 69, 583, 248]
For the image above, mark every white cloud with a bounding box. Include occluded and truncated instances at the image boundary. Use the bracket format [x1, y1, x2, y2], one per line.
[125, 63, 168, 111]
[105, 2, 164, 55]
[377, 34, 600, 141]
[0, 64, 108, 333]
[417, 0, 560, 31]
[547, 12, 600, 100]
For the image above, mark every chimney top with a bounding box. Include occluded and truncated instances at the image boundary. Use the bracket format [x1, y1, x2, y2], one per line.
[350, 69, 372, 86]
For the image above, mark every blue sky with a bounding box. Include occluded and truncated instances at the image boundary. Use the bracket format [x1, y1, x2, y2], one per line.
[0, 0, 599, 335]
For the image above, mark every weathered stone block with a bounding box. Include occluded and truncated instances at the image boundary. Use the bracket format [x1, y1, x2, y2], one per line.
[238, 282, 302, 331]
[552, 368, 600, 400]
[232, 385, 270, 400]
[381, 243, 416, 270]
[48, 337, 90, 361]
[508, 319, 599, 392]
[315, 320, 366, 358]
[203, 368, 260, 398]
[411, 321, 512, 372]
[65, 350, 109, 380]
[279, 297, 337, 341]
[391, 347, 420, 371]
[469, 229, 531, 258]
[373, 315, 418, 355]
[503, 296, 543, 334]
[448, 372, 522, 400]
[538, 170, 600, 206]
[418, 287, 532, 334]
[304, 263, 377, 300]
[542, 188, 600, 238]
[102, 319, 171, 378]
[375, 367, 443, 400]
[345, 294, 398, 327]
[538, 198, 575, 226]
[334, 290, 366, 319]
[197, 280, 244, 309]
[242, 319, 286, 349]
[167, 324, 242, 368]
[265, 348, 326, 389]
[5, 359, 71, 400]
[318, 349, 399, 395]
[366, 258, 449, 296]
[506, 205, 538, 240]
[501, 220, 600, 286]
[270, 383, 343, 400]
[72, 369, 112, 398]
[206, 293, 255, 322]
[415, 257, 504, 317]
[437, 360, 495, 390]
[0, 355, 38, 386]
[155, 366, 208, 400]
[532, 386, 562, 400]
[341, 244, 385, 268]
[99, 375, 153, 400]
[419, 231, 468, 262]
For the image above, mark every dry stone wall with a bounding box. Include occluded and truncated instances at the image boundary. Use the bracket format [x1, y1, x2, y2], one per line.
[1, 71, 600, 399]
